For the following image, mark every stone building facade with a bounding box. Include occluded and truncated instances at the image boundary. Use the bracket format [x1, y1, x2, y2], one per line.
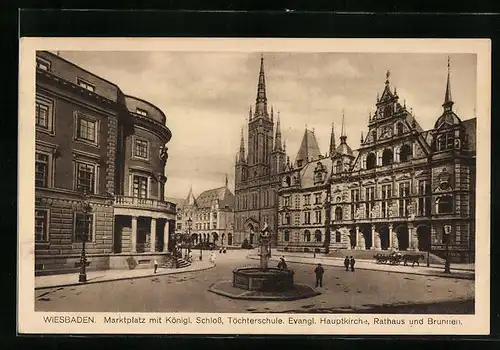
[35, 51, 177, 275]
[234, 56, 286, 247]
[276, 62, 476, 262]
[174, 177, 235, 246]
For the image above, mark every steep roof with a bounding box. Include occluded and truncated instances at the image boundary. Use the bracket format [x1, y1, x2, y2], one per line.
[196, 186, 235, 209]
[185, 187, 197, 207]
[462, 117, 476, 152]
[295, 129, 322, 165]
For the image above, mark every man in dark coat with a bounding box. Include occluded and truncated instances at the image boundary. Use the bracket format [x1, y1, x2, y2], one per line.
[314, 263, 325, 287]
[350, 256, 356, 272]
[344, 256, 350, 271]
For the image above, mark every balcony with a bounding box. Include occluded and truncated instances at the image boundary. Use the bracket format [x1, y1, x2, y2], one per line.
[114, 195, 177, 215]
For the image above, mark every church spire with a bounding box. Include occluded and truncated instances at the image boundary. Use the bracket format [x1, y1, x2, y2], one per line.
[340, 109, 347, 144]
[249, 106, 253, 121]
[254, 54, 268, 119]
[443, 56, 454, 111]
[329, 122, 336, 156]
[274, 112, 283, 151]
[225, 173, 228, 187]
[238, 128, 246, 163]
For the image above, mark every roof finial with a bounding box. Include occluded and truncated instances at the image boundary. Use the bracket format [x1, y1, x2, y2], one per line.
[385, 70, 390, 84]
[329, 122, 336, 156]
[443, 56, 454, 111]
[341, 109, 346, 137]
[361, 131, 364, 144]
[225, 173, 228, 187]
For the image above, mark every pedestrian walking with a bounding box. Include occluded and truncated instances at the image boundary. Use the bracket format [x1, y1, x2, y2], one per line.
[223, 246, 227, 254]
[350, 256, 356, 272]
[314, 263, 324, 288]
[344, 256, 350, 271]
[154, 259, 158, 273]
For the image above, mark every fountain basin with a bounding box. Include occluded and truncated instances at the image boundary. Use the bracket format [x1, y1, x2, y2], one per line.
[232, 267, 294, 292]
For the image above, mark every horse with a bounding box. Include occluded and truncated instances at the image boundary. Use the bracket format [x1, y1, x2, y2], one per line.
[403, 254, 425, 267]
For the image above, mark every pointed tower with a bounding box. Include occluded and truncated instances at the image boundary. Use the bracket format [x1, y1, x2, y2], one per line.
[433, 56, 463, 150]
[247, 55, 274, 177]
[271, 111, 286, 174]
[235, 127, 249, 186]
[295, 128, 322, 168]
[185, 186, 197, 207]
[254, 55, 269, 119]
[329, 122, 337, 157]
[332, 110, 355, 174]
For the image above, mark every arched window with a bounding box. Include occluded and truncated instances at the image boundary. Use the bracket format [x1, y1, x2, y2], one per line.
[437, 196, 453, 214]
[335, 230, 341, 243]
[335, 207, 343, 221]
[335, 160, 342, 173]
[396, 123, 404, 135]
[382, 149, 393, 166]
[366, 153, 376, 169]
[284, 230, 290, 242]
[285, 176, 291, 186]
[303, 230, 311, 242]
[399, 144, 412, 162]
[314, 230, 322, 242]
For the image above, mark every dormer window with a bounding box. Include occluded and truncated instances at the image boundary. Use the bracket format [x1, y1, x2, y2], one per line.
[297, 160, 303, 167]
[77, 78, 95, 92]
[136, 108, 148, 117]
[36, 58, 51, 71]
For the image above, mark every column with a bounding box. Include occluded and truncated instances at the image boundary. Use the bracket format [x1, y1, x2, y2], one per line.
[128, 174, 133, 196]
[163, 220, 170, 252]
[371, 225, 376, 250]
[131, 216, 137, 253]
[150, 218, 157, 252]
[389, 224, 394, 249]
[408, 223, 417, 251]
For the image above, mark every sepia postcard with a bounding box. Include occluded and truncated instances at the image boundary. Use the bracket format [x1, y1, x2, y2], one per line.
[18, 37, 491, 335]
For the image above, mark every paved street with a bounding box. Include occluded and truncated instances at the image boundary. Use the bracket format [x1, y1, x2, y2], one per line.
[35, 250, 474, 314]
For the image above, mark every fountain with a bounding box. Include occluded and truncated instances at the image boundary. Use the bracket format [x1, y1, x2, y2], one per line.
[208, 223, 321, 301]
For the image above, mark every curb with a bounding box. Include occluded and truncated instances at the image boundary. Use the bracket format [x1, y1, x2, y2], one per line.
[35, 263, 216, 290]
[272, 253, 474, 272]
[208, 281, 321, 301]
[247, 255, 474, 281]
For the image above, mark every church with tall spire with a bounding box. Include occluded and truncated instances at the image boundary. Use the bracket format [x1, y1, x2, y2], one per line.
[234, 55, 287, 246]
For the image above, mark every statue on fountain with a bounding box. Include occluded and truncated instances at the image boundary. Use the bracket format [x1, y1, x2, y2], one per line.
[259, 222, 272, 271]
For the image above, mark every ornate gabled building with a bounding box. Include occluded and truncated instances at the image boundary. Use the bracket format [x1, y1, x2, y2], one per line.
[234, 56, 286, 247]
[175, 177, 235, 246]
[277, 128, 334, 253]
[276, 59, 476, 262]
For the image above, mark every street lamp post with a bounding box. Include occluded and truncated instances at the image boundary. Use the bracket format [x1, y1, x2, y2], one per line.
[444, 224, 452, 273]
[78, 190, 92, 283]
[187, 218, 192, 261]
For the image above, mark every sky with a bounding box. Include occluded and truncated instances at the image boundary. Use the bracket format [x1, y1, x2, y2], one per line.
[58, 51, 477, 199]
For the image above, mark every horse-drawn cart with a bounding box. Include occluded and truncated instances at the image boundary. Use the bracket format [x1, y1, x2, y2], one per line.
[373, 252, 424, 267]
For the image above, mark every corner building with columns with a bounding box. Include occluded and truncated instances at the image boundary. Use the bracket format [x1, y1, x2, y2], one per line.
[276, 61, 476, 263]
[34, 51, 177, 275]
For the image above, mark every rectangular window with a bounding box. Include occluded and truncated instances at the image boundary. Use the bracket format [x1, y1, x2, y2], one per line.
[283, 196, 290, 207]
[315, 210, 322, 224]
[76, 162, 95, 194]
[304, 194, 311, 206]
[35, 152, 49, 187]
[351, 189, 360, 203]
[77, 117, 97, 142]
[36, 58, 51, 71]
[314, 193, 321, 205]
[381, 184, 392, 218]
[365, 187, 375, 218]
[304, 212, 311, 224]
[418, 180, 431, 216]
[74, 213, 93, 242]
[77, 78, 95, 92]
[136, 108, 148, 116]
[133, 175, 148, 198]
[35, 209, 49, 242]
[134, 139, 149, 159]
[294, 195, 300, 209]
[294, 213, 300, 225]
[35, 102, 49, 129]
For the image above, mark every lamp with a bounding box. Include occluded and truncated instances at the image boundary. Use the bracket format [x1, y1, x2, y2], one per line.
[187, 217, 192, 260]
